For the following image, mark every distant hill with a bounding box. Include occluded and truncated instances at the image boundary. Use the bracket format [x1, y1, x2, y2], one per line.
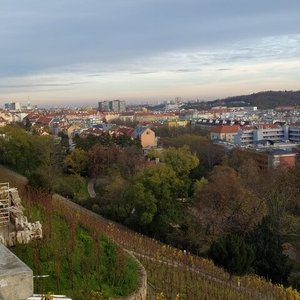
[213, 90, 300, 109]
[185, 91, 300, 110]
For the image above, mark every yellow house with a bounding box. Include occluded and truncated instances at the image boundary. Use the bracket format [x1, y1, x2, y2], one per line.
[133, 126, 157, 148]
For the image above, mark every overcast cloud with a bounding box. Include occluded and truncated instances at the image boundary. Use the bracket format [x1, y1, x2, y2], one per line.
[1, 0, 300, 105]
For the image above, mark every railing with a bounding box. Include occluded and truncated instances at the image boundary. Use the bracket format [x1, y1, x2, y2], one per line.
[0, 182, 10, 227]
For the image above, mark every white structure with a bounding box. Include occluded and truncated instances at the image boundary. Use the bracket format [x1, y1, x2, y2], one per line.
[234, 124, 290, 146]
[0, 183, 42, 246]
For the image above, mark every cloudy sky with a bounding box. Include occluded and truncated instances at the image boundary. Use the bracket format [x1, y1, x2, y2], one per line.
[1, 0, 300, 106]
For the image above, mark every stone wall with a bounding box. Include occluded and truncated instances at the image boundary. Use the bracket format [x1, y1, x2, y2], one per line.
[0, 165, 147, 300]
[118, 252, 147, 300]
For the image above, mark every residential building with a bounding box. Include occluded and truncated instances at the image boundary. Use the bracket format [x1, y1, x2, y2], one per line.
[288, 123, 300, 142]
[210, 125, 240, 143]
[132, 126, 157, 148]
[4, 102, 21, 111]
[98, 101, 111, 112]
[98, 100, 126, 112]
[254, 124, 287, 143]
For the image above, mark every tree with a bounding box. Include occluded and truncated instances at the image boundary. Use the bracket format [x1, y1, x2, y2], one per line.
[96, 173, 129, 220]
[193, 166, 266, 236]
[87, 144, 120, 177]
[123, 164, 187, 238]
[160, 146, 199, 177]
[246, 217, 292, 285]
[0, 126, 63, 181]
[159, 134, 225, 175]
[124, 182, 157, 227]
[209, 234, 255, 276]
[64, 149, 88, 175]
[117, 146, 145, 177]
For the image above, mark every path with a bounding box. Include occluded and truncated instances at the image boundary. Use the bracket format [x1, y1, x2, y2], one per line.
[87, 179, 96, 198]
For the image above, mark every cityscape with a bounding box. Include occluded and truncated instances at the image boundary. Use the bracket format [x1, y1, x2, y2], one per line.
[1, 92, 300, 299]
[1, 0, 300, 300]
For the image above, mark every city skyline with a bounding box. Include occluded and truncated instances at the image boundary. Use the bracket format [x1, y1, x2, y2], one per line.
[1, 0, 300, 106]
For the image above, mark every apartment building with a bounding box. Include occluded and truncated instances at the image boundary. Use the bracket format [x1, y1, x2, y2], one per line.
[98, 100, 126, 112]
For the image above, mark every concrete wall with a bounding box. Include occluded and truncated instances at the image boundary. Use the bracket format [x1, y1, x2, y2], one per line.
[0, 245, 33, 300]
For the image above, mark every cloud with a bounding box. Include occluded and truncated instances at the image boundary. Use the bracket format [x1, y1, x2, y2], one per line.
[1, 0, 300, 104]
[0, 82, 85, 89]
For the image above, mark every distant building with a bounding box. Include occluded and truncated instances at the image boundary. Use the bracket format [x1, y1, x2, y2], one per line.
[98, 101, 111, 112]
[288, 123, 300, 142]
[98, 100, 126, 112]
[234, 124, 289, 146]
[4, 102, 21, 111]
[132, 126, 157, 149]
[210, 125, 240, 143]
[231, 148, 297, 170]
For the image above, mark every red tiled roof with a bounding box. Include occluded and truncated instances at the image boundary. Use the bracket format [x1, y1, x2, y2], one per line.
[211, 125, 240, 134]
[113, 126, 134, 136]
[36, 116, 54, 125]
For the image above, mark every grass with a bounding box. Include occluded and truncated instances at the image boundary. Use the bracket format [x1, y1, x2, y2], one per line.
[10, 205, 139, 300]
[52, 174, 90, 202]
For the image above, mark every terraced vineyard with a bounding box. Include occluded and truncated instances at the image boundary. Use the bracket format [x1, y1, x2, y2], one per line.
[1, 165, 299, 300]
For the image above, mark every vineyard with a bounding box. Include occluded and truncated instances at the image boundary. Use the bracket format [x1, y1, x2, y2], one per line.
[1, 166, 300, 300]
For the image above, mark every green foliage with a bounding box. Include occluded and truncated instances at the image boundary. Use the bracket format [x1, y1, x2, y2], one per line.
[52, 175, 89, 202]
[124, 182, 157, 226]
[152, 146, 199, 177]
[64, 148, 88, 175]
[0, 126, 64, 184]
[123, 164, 187, 238]
[246, 217, 292, 285]
[209, 234, 255, 276]
[160, 134, 225, 174]
[74, 133, 140, 151]
[10, 213, 139, 300]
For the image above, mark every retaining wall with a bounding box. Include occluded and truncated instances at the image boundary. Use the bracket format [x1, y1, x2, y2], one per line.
[0, 165, 147, 300]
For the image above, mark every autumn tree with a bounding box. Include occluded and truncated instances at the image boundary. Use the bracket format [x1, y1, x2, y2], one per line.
[117, 146, 145, 177]
[193, 165, 266, 236]
[87, 144, 120, 177]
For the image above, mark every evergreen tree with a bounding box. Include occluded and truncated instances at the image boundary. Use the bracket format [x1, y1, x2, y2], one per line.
[246, 217, 292, 285]
[209, 234, 255, 276]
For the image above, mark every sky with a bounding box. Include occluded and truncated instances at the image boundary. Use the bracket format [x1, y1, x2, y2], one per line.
[1, 0, 300, 107]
